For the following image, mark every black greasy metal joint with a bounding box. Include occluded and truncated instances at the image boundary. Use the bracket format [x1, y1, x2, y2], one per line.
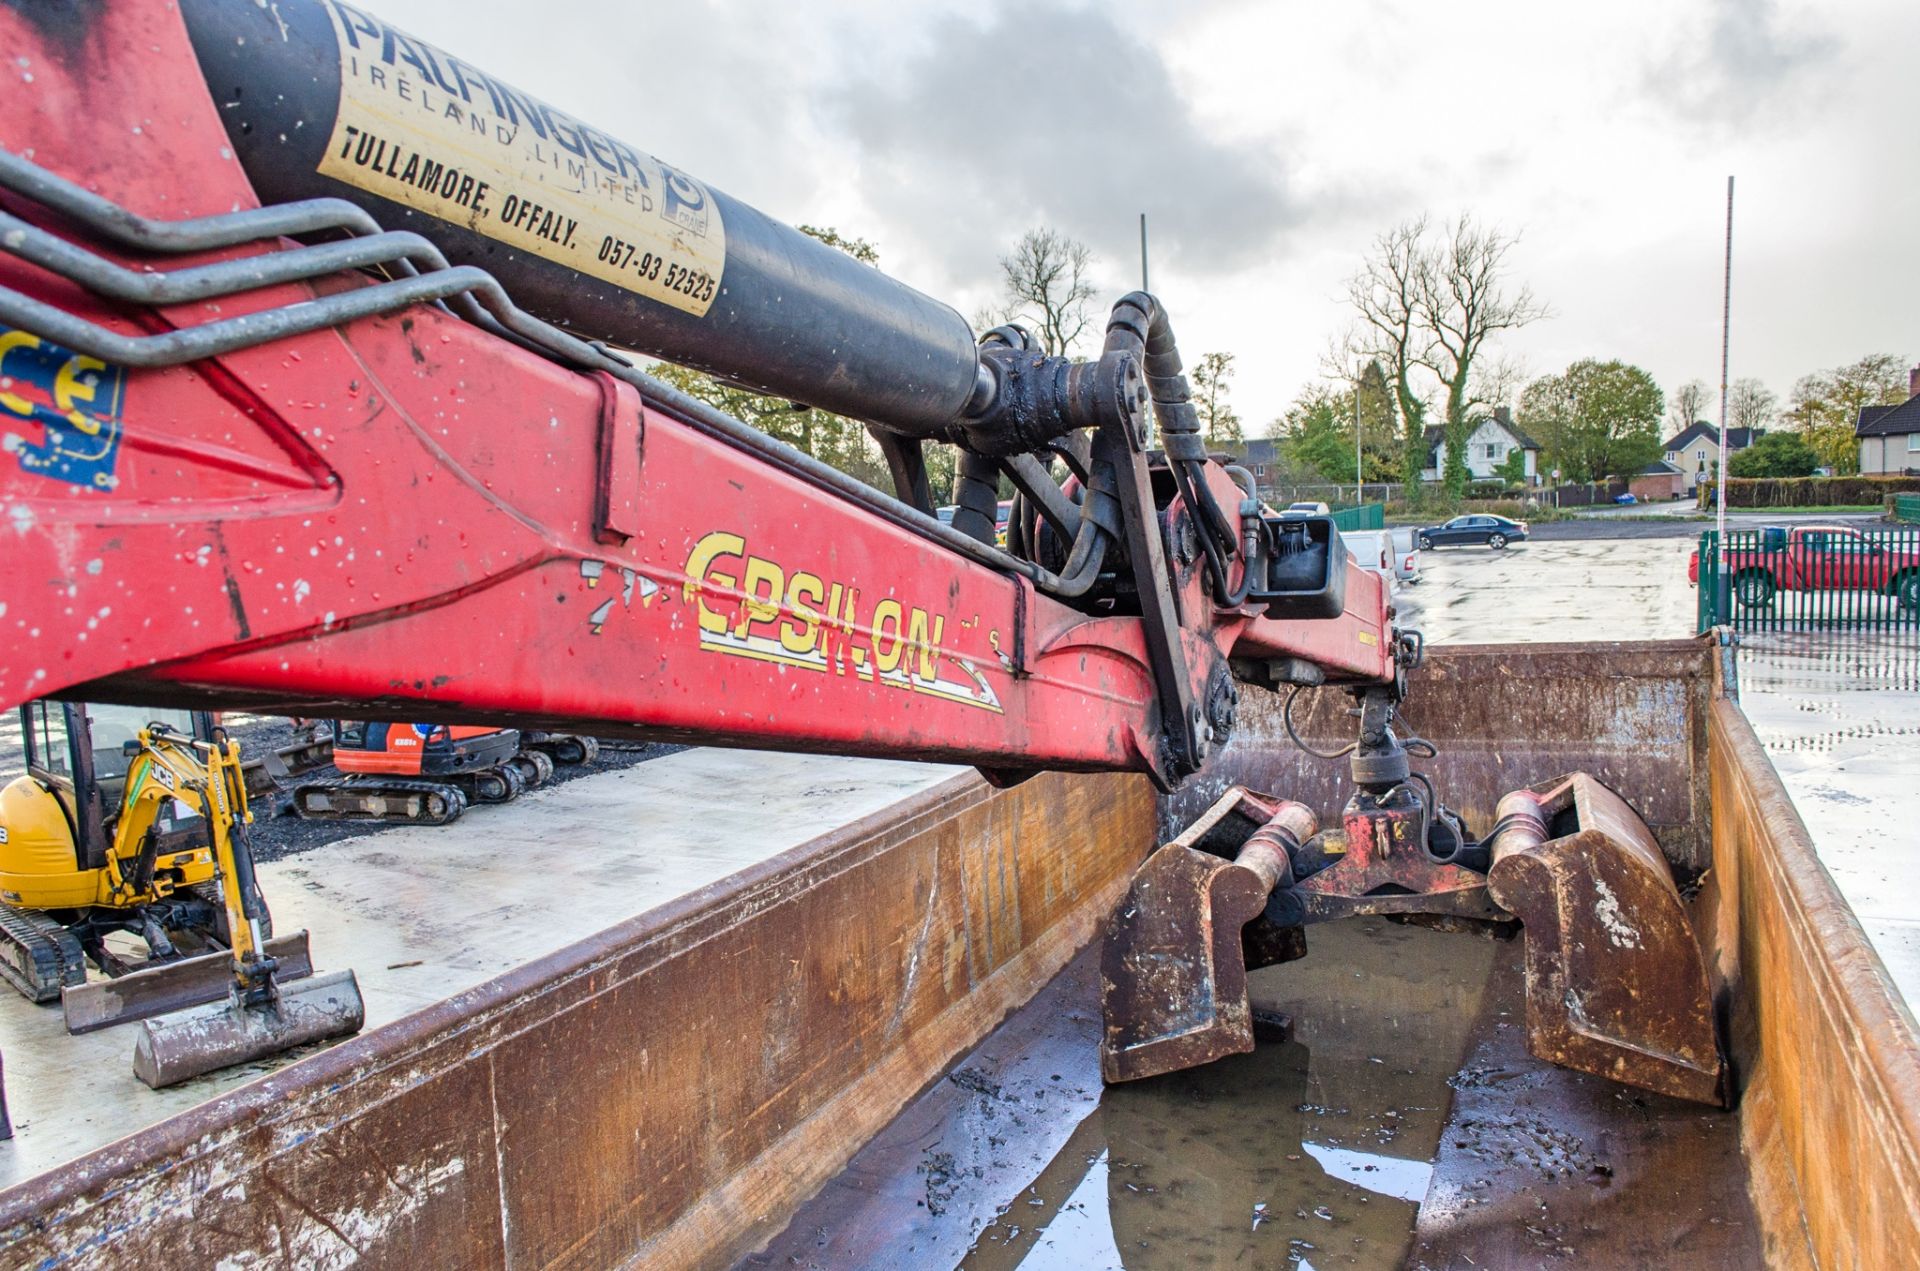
[1205, 663, 1239, 746]
[956, 341, 1145, 457]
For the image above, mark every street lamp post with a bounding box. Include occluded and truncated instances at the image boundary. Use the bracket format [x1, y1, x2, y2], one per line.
[1354, 370, 1363, 506]
[1715, 176, 1735, 622]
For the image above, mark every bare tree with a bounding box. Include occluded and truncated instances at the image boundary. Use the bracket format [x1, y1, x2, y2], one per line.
[1668, 379, 1709, 435]
[1191, 352, 1243, 445]
[998, 227, 1096, 356]
[1416, 216, 1549, 491]
[1344, 224, 1433, 486]
[1727, 378, 1778, 435]
[1347, 214, 1547, 493]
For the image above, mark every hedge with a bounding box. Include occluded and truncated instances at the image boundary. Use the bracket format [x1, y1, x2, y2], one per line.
[1698, 474, 1920, 508]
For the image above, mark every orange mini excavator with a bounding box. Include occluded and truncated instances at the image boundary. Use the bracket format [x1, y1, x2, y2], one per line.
[293, 723, 600, 826]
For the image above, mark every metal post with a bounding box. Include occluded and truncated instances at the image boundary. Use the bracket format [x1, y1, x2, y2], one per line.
[1715, 176, 1734, 621]
[1355, 369, 1364, 506]
[1139, 214, 1149, 294]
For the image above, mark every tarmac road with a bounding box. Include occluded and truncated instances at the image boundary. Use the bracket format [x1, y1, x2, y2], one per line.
[1444, 508, 1885, 542]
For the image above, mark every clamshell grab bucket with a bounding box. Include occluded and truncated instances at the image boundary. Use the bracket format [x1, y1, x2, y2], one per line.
[1100, 774, 1727, 1106]
[1486, 773, 1726, 1106]
[1099, 794, 1314, 1083]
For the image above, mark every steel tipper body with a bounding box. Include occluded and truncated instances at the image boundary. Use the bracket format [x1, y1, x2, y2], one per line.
[6, 640, 1916, 1269]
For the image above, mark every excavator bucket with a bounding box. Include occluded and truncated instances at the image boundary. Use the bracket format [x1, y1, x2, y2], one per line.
[61, 932, 315, 1035]
[131, 969, 365, 1089]
[1100, 791, 1315, 1083]
[1487, 774, 1727, 1106]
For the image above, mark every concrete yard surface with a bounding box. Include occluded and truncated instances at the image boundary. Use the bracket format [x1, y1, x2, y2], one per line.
[0, 747, 956, 1185]
[1392, 535, 1697, 644]
[1738, 633, 1920, 1011]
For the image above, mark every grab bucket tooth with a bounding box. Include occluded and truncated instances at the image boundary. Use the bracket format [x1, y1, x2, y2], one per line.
[1100, 791, 1315, 1084]
[1487, 773, 1727, 1107]
[131, 969, 365, 1089]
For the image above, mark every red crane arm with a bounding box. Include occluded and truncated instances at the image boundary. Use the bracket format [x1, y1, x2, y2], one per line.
[0, 3, 1394, 790]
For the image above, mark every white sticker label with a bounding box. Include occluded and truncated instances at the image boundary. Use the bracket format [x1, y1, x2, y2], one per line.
[320, 1, 726, 316]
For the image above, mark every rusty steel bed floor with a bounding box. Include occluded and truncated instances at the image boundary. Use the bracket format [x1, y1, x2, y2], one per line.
[746, 920, 1761, 1271]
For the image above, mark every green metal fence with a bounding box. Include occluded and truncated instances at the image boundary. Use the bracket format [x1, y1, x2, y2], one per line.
[1696, 526, 1920, 634]
[1894, 494, 1920, 524]
[1330, 503, 1385, 532]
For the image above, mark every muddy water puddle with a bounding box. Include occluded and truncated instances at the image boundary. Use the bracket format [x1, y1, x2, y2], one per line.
[748, 908, 1755, 1271]
[956, 920, 1495, 1270]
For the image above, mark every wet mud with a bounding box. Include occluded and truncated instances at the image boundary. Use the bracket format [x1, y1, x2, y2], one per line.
[749, 916, 1759, 1270]
[1410, 948, 1760, 1269]
[960, 920, 1492, 1270]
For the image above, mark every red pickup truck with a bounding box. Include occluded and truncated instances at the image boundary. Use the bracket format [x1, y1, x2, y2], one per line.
[1689, 524, 1920, 610]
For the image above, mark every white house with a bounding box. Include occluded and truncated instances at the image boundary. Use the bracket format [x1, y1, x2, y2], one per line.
[1856, 366, 1920, 475]
[1420, 407, 1539, 483]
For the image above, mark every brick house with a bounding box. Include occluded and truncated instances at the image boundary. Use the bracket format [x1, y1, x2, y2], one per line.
[1628, 459, 1688, 501]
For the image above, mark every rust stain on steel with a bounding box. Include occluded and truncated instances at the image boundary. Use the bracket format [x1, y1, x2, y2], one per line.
[1488, 773, 1727, 1106]
[61, 931, 315, 1034]
[1293, 824, 1502, 923]
[0, 770, 1154, 1270]
[1702, 694, 1920, 1270]
[1411, 935, 1764, 1269]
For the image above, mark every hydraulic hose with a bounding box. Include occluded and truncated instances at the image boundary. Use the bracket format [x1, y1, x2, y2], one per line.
[1099, 292, 1245, 605]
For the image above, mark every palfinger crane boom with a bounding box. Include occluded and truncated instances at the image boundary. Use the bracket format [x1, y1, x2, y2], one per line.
[0, 0, 1397, 793]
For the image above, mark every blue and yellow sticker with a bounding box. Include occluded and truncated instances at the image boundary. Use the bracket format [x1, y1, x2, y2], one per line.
[1, 326, 128, 490]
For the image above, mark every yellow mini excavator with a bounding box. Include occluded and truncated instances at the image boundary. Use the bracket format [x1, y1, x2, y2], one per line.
[0, 703, 363, 1086]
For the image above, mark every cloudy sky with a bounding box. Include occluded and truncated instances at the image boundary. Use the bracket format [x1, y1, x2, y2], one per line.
[372, 0, 1915, 430]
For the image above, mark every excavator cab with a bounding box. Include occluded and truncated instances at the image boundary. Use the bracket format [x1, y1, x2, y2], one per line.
[15, 702, 213, 875]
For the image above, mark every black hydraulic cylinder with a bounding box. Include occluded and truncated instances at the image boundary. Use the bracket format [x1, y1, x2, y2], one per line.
[176, 0, 982, 434]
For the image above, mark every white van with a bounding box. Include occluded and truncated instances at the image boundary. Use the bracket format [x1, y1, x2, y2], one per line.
[1340, 530, 1396, 590]
[1389, 526, 1421, 585]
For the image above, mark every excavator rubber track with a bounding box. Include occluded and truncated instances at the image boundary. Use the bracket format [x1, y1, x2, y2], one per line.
[292, 776, 471, 826]
[522, 733, 599, 766]
[0, 904, 86, 1004]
